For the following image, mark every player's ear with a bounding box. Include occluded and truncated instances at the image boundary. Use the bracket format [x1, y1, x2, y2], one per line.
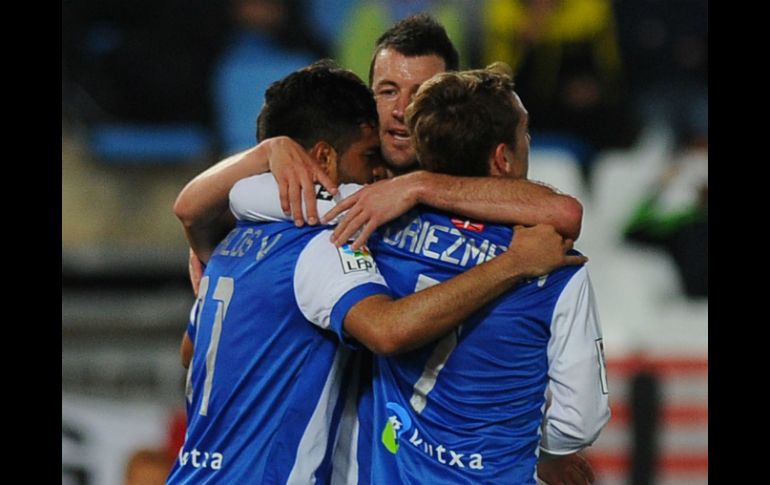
[311, 140, 338, 178]
[489, 143, 512, 176]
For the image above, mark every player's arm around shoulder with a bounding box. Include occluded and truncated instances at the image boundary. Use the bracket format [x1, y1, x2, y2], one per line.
[344, 224, 586, 355]
[412, 173, 584, 241]
[323, 171, 584, 249]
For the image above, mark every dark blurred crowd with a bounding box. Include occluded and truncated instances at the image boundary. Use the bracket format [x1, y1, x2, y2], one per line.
[62, 0, 706, 157]
[62, 0, 707, 297]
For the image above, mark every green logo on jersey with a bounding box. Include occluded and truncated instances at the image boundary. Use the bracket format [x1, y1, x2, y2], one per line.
[381, 402, 412, 454]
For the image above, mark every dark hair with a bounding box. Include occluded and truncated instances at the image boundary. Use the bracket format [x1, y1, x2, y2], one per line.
[257, 59, 377, 153]
[406, 65, 521, 177]
[368, 13, 460, 86]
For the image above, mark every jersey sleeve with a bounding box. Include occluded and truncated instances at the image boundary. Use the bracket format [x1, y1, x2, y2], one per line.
[229, 173, 363, 224]
[540, 266, 611, 455]
[294, 230, 391, 345]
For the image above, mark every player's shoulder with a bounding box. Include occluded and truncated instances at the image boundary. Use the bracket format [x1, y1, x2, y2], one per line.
[295, 226, 338, 255]
[544, 256, 589, 287]
[415, 206, 512, 237]
[297, 228, 382, 278]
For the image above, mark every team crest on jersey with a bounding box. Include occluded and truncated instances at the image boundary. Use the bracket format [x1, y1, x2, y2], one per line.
[450, 218, 485, 232]
[316, 185, 334, 201]
[337, 244, 375, 273]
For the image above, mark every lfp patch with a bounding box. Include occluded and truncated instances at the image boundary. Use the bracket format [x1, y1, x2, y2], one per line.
[337, 244, 376, 273]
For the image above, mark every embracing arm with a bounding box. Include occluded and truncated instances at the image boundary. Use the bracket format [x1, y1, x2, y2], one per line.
[229, 174, 364, 225]
[174, 145, 269, 262]
[174, 137, 335, 262]
[324, 170, 583, 249]
[345, 225, 586, 355]
[410, 172, 582, 238]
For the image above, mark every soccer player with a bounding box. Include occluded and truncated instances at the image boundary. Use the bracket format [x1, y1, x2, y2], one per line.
[173, 14, 583, 264]
[167, 61, 582, 484]
[227, 65, 610, 484]
[173, 14, 596, 484]
[370, 66, 609, 485]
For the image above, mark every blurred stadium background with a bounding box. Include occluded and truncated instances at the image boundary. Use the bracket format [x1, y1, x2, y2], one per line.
[62, 1, 707, 483]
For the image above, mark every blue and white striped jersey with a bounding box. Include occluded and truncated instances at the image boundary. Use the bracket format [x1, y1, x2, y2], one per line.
[229, 174, 610, 485]
[167, 219, 389, 484]
[366, 211, 609, 484]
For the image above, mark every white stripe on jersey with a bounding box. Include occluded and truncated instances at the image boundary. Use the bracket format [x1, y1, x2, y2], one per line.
[409, 330, 458, 414]
[286, 347, 350, 484]
[331, 353, 362, 485]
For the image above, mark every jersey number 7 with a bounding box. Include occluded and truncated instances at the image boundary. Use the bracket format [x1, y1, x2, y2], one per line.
[409, 274, 461, 415]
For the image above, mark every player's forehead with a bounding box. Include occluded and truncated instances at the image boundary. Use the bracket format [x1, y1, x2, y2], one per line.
[512, 92, 527, 116]
[511, 92, 528, 129]
[372, 48, 446, 89]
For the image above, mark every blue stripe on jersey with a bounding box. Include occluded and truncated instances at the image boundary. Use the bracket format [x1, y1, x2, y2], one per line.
[366, 209, 584, 485]
[330, 283, 391, 348]
[354, 359, 375, 483]
[186, 321, 195, 341]
[186, 300, 199, 341]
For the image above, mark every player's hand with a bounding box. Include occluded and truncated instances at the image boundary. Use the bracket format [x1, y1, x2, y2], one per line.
[265, 136, 337, 226]
[322, 175, 419, 249]
[507, 225, 587, 278]
[537, 451, 596, 485]
[188, 248, 204, 296]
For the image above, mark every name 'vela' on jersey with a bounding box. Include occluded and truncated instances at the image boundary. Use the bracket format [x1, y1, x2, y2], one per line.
[367, 210, 610, 485]
[167, 220, 389, 484]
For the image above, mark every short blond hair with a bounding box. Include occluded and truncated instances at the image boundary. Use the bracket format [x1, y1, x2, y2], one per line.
[406, 63, 521, 177]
